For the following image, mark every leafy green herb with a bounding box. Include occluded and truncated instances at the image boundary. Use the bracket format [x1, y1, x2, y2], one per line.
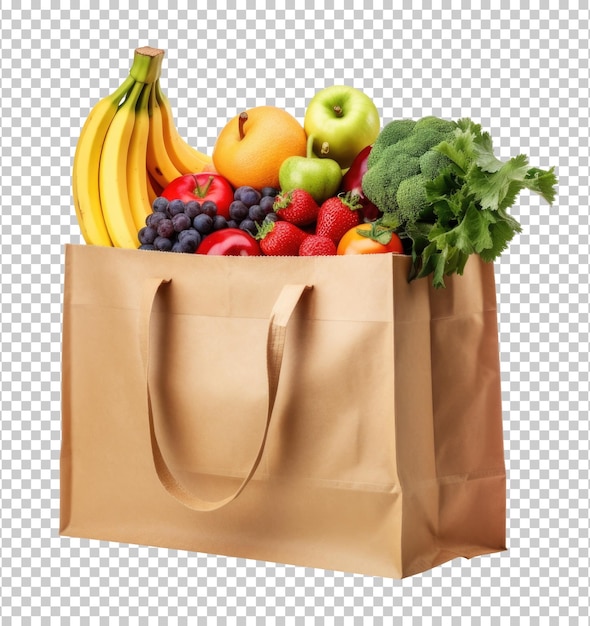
[406, 118, 557, 288]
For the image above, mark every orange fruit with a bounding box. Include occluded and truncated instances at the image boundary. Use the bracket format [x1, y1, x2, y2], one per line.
[212, 106, 307, 190]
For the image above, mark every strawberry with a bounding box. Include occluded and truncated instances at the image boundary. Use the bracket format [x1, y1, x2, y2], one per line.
[273, 189, 319, 226]
[316, 193, 362, 245]
[299, 235, 337, 256]
[256, 219, 308, 256]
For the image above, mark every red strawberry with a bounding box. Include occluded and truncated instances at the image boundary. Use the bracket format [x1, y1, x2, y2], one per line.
[299, 235, 337, 256]
[316, 193, 362, 245]
[256, 219, 308, 256]
[273, 189, 319, 226]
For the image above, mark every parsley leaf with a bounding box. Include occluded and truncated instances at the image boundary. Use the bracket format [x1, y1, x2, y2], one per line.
[406, 117, 557, 288]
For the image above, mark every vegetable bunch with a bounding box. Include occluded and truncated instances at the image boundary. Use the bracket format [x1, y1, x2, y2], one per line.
[362, 116, 558, 288]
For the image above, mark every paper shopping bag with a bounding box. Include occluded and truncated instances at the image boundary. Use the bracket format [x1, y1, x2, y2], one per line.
[60, 243, 506, 578]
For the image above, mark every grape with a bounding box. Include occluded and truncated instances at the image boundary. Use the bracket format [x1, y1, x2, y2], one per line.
[178, 228, 199, 242]
[248, 204, 266, 222]
[152, 197, 170, 214]
[213, 215, 228, 231]
[157, 218, 175, 239]
[146, 211, 168, 228]
[193, 213, 213, 234]
[153, 236, 173, 251]
[264, 212, 279, 223]
[227, 219, 240, 229]
[239, 219, 257, 236]
[261, 186, 279, 197]
[229, 200, 249, 221]
[138, 226, 157, 245]
[200, 200, 218, 217]
[234, 186, 261, 207]
[185, 200, 201, 219]
[177, 236, 199, 253]
[259, 195, 276, 214]
[140, 195, 208, 253]
[168, 199, 186, 216]
[172, 212, 192, 232]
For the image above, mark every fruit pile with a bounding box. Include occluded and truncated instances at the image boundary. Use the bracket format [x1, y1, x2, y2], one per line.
[72, 46, 398, 258]
[73, 47, 556, 285]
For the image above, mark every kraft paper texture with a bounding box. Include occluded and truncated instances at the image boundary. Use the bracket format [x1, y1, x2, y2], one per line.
[60, 244, 506, 578]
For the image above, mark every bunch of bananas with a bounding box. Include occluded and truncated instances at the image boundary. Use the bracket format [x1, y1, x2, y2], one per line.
[72, 47, 212, 248]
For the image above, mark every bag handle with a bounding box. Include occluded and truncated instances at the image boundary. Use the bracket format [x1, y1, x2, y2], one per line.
[139, 277, 311, 512]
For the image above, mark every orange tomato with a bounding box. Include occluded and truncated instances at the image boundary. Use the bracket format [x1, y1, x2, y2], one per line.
[336, 222, 404, 255]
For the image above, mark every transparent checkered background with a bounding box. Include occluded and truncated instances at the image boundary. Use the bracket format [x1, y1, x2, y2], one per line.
[2, 1, 588, 623]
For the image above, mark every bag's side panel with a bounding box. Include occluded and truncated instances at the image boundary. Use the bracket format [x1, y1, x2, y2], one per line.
[430, 259, 506, 558]
[392, 255, 506, 577]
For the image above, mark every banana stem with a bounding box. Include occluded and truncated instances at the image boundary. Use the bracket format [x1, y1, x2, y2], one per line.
[137, 82, 152, 112]
[130, 47, 165, 83]
[147, 80, 157, 117]
[109, 74, 136, 107]
[123, 81, 144, 110]
[154, 79, 165, 105]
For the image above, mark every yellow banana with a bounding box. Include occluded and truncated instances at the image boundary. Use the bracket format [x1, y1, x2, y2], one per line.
[126, 82, 154, 231]
[146, 171, 159, 205]
[72, 74, 135, 246]
[99, 81, 144, 249]
[146, 83, 184, 189]
[155, 79, 213, 175]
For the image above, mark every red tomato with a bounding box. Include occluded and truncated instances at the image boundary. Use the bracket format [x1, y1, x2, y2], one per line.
[196, 228, 262, 256]
[161, 172, 234, 219]
[336, 222, 404, 255]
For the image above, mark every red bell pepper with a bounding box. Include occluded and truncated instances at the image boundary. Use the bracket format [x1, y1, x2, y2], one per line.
[161, 172, 234, 219]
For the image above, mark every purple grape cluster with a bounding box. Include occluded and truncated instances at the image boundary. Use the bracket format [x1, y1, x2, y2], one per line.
[138, 197, 219, 253]
[138, 186, 280, 253]
[227, 185, 279, 236]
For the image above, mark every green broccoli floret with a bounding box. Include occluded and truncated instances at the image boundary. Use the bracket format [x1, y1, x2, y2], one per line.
[419, 150, 453, 180]
[361, 150, 421, 214]
[362, 116, 458, 228]
[396, 174, 430, 224]
[413, 116, 457, 135]
[367, 118, 416, 166]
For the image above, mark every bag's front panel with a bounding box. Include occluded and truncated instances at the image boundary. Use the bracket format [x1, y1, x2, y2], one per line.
[61, 246, 407, 577]
[61, 295, 170, 538]
[269, 317, 399, 490]
[149, 311, 272, 482]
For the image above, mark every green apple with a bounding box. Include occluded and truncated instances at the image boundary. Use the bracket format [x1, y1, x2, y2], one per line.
[304, 85, 381, 169]
[279, 135, 343, 204]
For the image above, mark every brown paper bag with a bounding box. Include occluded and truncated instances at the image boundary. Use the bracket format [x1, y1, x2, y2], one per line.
[60, 243, 506, 578]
